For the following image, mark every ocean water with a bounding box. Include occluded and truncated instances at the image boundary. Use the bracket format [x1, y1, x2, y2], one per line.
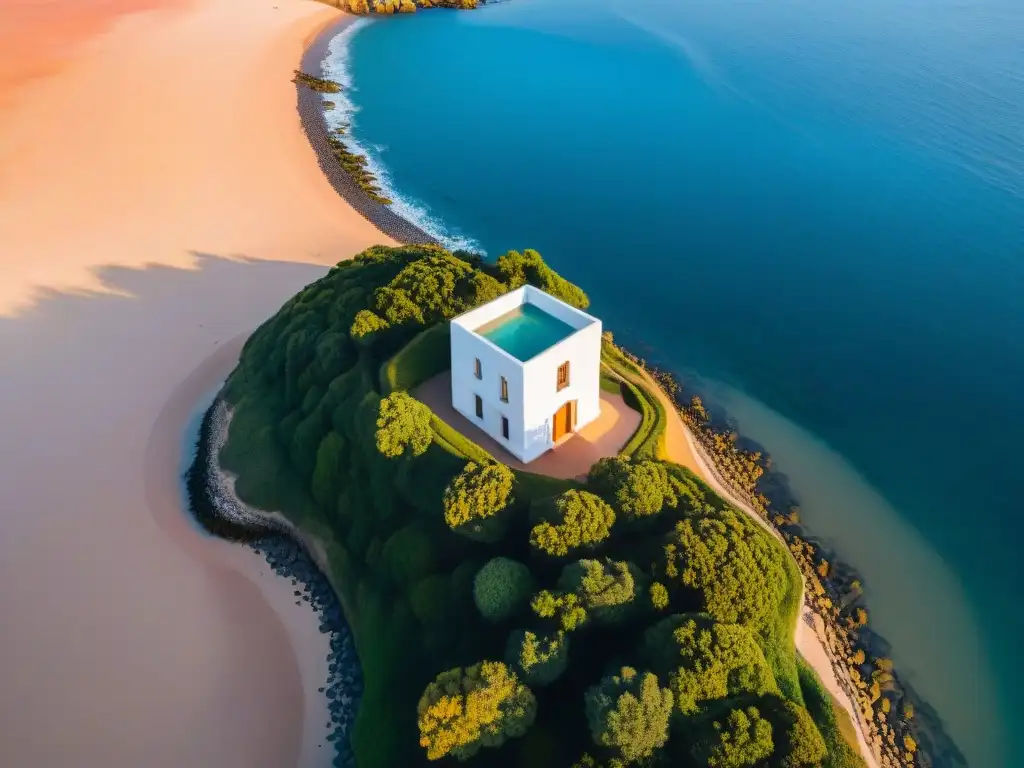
[327, 0, 1024, 764]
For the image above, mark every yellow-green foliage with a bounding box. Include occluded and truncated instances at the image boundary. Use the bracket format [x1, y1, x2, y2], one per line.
[531, 590, 588, 632]
[473, 557, 535, 622]
[375, 392, 433, 458]
[588, 457, 690, 519]
[661, 509, 789, 629]
[292, 70, 341, 93]
[558, 558, 638, 624]
[507, 629, 569, 686]
[641, 613, 778, 716]
[495, 248, 590, 309]
[692, 706, 775, 768]
[416, 661, 536, 761]
[529, 490, 616, 556]
[649, 581, 669, 611]
[584, 667, 673, 765]
[442, 461, 515, 541]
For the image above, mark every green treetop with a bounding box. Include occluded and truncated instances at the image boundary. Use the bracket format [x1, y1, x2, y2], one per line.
[584, 666, 673, 765]
[473, 557, 535, 623]
[660, 510, 788, 629]
[374, 392, 433, 458]
[529, 489, 616, 557]
[558, 558, 639, 624]
[442, 461, 515, 541]
[417, 661, 536, 761]
[495, 248, 590, 310]
[640, 613, 778, 716]
[588, 458, 686, 520]
[506, 629, 570, 686]
[691, 706, 775, 768]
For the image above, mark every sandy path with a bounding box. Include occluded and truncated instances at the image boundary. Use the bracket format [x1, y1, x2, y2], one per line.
[0, 0, 390, 765]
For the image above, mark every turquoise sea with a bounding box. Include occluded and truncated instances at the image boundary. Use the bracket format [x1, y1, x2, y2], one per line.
[324, 0, 1023, 764]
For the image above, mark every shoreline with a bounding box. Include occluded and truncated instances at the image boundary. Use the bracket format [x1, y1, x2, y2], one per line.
[186, 395, 363, 767]
[296, 16, 438, 246]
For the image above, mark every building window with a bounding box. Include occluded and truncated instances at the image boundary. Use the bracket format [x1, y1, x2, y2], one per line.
[474, 358, 482, 379]
[501, 416, 509, 440]
[557, 361, 570, 391]
[500, 376, 509, 403]
[475, 395, 483, 419]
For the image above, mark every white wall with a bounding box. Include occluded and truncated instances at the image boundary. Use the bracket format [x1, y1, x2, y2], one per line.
[521, 320, 602, 463]
[450, 322, 529, 459]
[449, 284, 603, 465]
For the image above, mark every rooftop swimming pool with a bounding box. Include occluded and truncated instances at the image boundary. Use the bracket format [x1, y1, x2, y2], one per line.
[475, 303, 577, 361]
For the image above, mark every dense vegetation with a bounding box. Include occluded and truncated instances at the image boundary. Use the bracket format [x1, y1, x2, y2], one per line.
[317, 0, 480, 14]
[220, 245, 861, 767]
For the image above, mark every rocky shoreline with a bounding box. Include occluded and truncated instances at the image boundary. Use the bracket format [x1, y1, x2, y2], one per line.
[296, 19, 439, 247]
[185, 397, 363, 768]
[620, 350, 963, 768]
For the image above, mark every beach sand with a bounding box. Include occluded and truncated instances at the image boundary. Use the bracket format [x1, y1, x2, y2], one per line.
[0, 0, 389, 764]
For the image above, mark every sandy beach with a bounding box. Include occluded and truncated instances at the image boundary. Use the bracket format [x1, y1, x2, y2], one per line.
[0, 0, 388, 764]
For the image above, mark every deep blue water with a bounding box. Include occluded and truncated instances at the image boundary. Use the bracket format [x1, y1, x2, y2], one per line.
[328, 1, 1024, 763]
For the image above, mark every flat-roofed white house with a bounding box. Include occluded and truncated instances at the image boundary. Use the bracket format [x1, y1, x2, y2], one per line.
[450, 285, 602, 464]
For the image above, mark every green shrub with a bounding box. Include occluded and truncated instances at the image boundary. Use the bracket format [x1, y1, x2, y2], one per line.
[416, 661, 536, 761]
[473, 557, 536, 622]
[584, 667, 673, 765]
[649, 581, 670, 611]
[495, 248, 590, 309]
[380, 522, 437, 590]
[443, 461, 515, 541]
[531, 590, 588, 632]
[691, 705, 775, 768]
[310, 431, 346, 508]
[660, 510, 789, 629]
[640, 613, 778, 716]
[506, 629, 569, 686]
[409, 574, 452, 627]
[529, 490, 616, 556]
[350, 308, 389, 346]
[588, 457, 681, 519]
[374, 392, 433, 458]
[558, 559, 639, 624]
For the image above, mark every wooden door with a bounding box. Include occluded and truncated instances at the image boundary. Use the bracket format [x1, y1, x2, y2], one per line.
[552, 401, 574, 442]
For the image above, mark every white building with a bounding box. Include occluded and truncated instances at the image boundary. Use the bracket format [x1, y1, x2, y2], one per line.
[450, 285, 602, 464]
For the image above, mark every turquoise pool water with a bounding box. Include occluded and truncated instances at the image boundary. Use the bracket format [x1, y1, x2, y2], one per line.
[477, 304, 576, 361]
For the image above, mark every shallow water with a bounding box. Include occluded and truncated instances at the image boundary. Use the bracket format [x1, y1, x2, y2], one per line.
[330, 0, 1024, 763]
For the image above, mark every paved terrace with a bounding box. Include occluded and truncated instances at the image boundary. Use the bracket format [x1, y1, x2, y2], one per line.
[415, 371, 641, 481]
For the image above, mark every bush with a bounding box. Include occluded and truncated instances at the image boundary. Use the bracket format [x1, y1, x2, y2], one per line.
[495, 248, 590, 310]
[660, 510, 789, 629]
[691, 706, 775, 768]
[584, 667, 673, 765]
[640, 613, 778, 716]
[529, 490, 616, 557]
[375, 392, 433, 458]
[443, 461, 515, 541]
[588, 457, 681, 520]
[416, 661, 536, 761]
[558, 559, 639, 624]
[506, 629, 569, 686]
[531, 590, 588, 632]
[649, 581, 670, 611]
[380, 522, 437, 590]
[473, 557, 536, 623]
